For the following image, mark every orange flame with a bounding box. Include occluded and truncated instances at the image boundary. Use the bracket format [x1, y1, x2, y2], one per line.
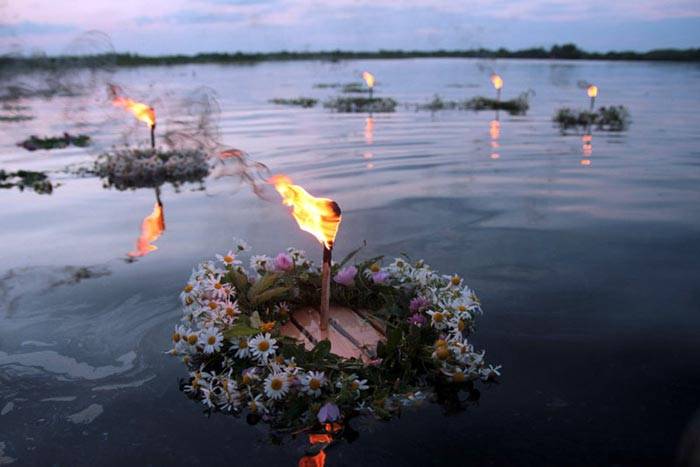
[298, 423, 342, 467]
[587, 85, 598, 98]
[362, 71, 375, 89]
[490, 73, 503, 90]
[110, 86, 156, 128]
[269, 175, 342, 249]
[129, 202, 165, 257]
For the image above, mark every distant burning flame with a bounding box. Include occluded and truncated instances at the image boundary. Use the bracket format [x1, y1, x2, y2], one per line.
[269, 175, 342, 249]
[490, 73, 503, 90]
[362, 71, 375, 89]
[587, 85, 598, 98]
[110, 85, 156, 128]
[129, 202, 165, 257]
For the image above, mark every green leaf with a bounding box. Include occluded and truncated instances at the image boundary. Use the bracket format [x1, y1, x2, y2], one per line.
[223, 322, 259, 339]
[338, 241, 367, 268]
[247, 272, 280, 302]
[249, 311, 262, 329]
[250, 286, 289, 306]
[312, 339, 331, 360]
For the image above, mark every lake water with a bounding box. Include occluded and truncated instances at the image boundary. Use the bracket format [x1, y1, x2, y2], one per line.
[1, 58, 700, 466]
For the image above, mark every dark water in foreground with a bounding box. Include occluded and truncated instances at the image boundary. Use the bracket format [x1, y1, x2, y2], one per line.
[1, 58, 700, 466]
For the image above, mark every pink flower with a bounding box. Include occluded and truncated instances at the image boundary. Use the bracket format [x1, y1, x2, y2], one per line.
[371, 271, 389, 284]
[317, 402, 340, 423]
[274, 253, 293, 272]
[409, 297, 430, 313]
[407, 313, 427, 327]
[334, 266, 357, 286]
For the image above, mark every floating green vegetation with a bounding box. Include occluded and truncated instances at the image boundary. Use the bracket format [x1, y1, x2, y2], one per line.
[312, 83, 342, 89]
[341, 82, 367, 93]
[416, 93, 531, 115]
[0, 114, 34, 122]
[95, 148, 209, 190]
[324, 97, 397, 113]
[553, 106, 631, 132]
[0, 169, 54, 194]
[18, 133, 91, 151]
[269, 97, 318, 108]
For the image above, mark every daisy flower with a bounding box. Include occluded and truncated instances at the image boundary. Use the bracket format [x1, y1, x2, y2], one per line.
[231, 337, 251, 359]
[263, 372, 290, 400]
[286, 247, 307, 266]
[216, 250, 241, 267]
[249, 333, 278, 363]
[301, 371, 326, 397]
[249, 255, 273, 273]
[350, 377, 369, 392]
[426, 310, 448, 330]
[232, 237, 251, 252]
[199, 327, 224, 354]
[204, 275, 231, 300]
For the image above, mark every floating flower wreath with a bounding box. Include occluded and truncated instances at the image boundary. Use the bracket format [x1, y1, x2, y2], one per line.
[169, 238, 500, 432]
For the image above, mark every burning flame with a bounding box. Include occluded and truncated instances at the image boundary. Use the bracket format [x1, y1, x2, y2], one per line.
[269, 175, 342, 249]
[362, 71, 375, 89]
[298, 423, 342, 467]
[490, 73, 503, 90]
[587, 85, 598, 98]
[110, 86, 156, 128]
[129, 202, 165, 257]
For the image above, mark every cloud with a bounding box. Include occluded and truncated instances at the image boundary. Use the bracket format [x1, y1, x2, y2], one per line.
[0, 20, 77, 37]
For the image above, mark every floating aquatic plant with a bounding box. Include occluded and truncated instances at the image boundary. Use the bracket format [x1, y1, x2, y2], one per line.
[0, 114, 34, 122]
[324, 97, 397, 113]
[0, 169, 54, 194]
[416, 93, 531, 115]
[553, 105, 630, 132]
[18, 133, 91, 151]
[95, 148, 209, 190]
[269, 97, 318, 108]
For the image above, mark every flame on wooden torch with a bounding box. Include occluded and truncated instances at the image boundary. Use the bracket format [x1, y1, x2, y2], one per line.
[490, 73, 503, 101]
[362, 71, 375, 99]
[110, 85, 156, 149]
[269, 175, 342, 330]
[587, 84, 598, 111]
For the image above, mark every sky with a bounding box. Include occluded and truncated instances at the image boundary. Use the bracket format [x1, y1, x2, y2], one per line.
[1, 0, 699, 55]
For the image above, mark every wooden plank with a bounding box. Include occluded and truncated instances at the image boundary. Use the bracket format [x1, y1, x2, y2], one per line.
[280, 306, 385, 361]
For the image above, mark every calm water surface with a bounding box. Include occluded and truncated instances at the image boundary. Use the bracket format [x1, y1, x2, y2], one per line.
[1, 59, 700, 466]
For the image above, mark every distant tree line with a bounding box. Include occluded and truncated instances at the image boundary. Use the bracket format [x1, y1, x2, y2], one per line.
[2, 43, 699, 70]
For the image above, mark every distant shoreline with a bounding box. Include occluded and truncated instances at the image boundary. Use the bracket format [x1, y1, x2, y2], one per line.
[2, 43, 699, 69]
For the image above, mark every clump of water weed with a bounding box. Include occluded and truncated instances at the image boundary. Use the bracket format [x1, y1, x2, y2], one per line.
[95, 148, 209, 190]
[0, 114, 34, 122]
[416, 93, 531, 115]
[0, 169, 54, 194]
[553, 105, 630, 132]
[340, 82, 367, 94]
[269, 97, 318, 108]
[18, 133, 91, 151]
[324, 97, 397, 113]
[312, 83, 342, 89]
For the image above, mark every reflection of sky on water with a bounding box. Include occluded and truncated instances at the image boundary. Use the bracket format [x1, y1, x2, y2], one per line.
[1, 58, 700, 465]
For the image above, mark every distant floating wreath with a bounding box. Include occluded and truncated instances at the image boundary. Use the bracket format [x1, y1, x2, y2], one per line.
[169, 239, 500, 432]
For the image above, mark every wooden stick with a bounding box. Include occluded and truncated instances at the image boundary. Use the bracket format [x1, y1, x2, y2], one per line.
[150, 124, 156, 150]
[589, 96, 595, 113]
[369, 88, 373, 100]
[320, 245, 332, 331]
[496, 88, 501, 102]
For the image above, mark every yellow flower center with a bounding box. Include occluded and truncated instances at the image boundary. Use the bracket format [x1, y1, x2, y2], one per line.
[453, 371, 466, 383]
[309, 379, 321, 390]
[350, 381, 359, 390]
[214, 283, 222, 289]
[275, 355, 284, 364]
[270, 378, 283, 391]
[436, 347, 450, 360]
[172, 332, 181, 343]
[370, 263, 381, 273]
[433, 312, 443, 322]
[258, 341, 270, 352]
[242, 375, 251, 385]
[185, 296, 194, 305]
[238, 338, 248, 348]
[224, 255, 234, 263]
[183, 284, 193, 293]
[435, 339, 447, 348]
[396, 260, 404, 268]
[451, 275, 461, 286]
[226, 307, 236, 317]
[458, 320, 465, 332]
[207, 336, 216, 345]
[208, 302, 218, 310]
[458, 305, 466, 312]
[187, 334, 198, 345]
